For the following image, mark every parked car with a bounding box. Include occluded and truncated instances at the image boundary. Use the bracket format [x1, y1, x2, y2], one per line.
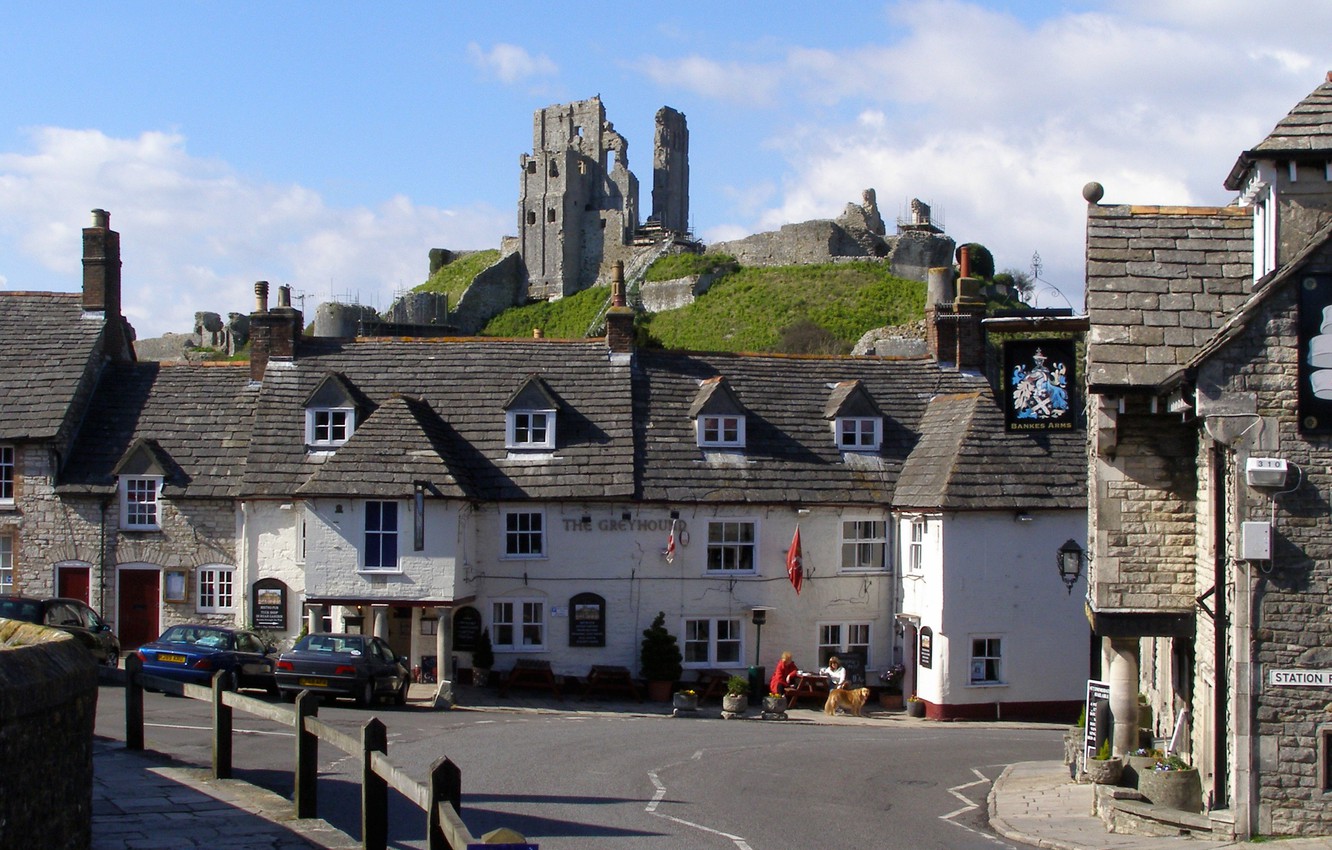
[135, 624, 277, 693]
[0, 595, 122, 666]
[275, 633, 410, 706]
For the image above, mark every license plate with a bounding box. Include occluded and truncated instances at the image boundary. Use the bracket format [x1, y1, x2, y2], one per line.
[157, 653, 186, 664]
[299, 677, 328, 687]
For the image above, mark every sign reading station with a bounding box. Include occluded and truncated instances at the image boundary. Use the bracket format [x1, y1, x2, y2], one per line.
[1270, 669, 1332, 687]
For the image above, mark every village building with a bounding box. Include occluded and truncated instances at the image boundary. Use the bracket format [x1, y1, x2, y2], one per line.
[1084, 73, 1332, 837]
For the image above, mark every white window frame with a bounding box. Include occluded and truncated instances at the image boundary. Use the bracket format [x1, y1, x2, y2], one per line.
[697, 414, 745, 448]
[491, 599, 546, 651]
[705, 519, 757, 573]
[907, 518, 926, 573]
[306, 407, 354, 448]
[196, 565, 236, 613]
[818, 622, 871, 669]
[503, 509, 546, 559]
[506, 410, 556, 450]
[0, 445, 13, 504]
[841, 519, 889, 572]
[836, 417, 882, 451]
[970, 636, 1004, 685]
[682, 617, 743, 667]
[0, 534, 12, 593]
[120, 476, 163, 530]
[363, 501, 400, 572]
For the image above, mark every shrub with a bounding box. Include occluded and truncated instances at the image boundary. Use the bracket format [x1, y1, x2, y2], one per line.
[640, 612, 683, 682]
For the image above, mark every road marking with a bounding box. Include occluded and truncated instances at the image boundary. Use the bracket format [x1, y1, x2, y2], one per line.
[939, 767, 1017, 847]
[646, 768, 753, 850]
[145, 722, 291, 738]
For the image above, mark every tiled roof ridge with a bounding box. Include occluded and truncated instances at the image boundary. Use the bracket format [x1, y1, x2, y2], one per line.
[1090, 204, 1246, 217]
[0, 290, 81, 298]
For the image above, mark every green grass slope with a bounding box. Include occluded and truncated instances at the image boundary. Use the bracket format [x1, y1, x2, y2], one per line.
[415, 250, 501, 305]
[480, 285, 611, 339]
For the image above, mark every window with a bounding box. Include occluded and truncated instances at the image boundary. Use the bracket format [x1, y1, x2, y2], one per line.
[0, 535, 12, 593]
[504, 510, 545, 558]
[837, 417, 882, 451]
[197, 566, 236, 613]
[307, 408, 353, 447]
[364, 501, 399, 571]
[506, 411, 555, 450]
[971, 637, 1003, 684]
[841, 520, 888, 571]
[492, 600, 545, 650]
[819, 622, 871, 669]
[698, 414, 745, 448]
[706, 521, 756, 572]
[683, 617, 742, 666]
[907, 518, 925, 572]
[120, 477, 162, 530]
[0, 445, 13, 502]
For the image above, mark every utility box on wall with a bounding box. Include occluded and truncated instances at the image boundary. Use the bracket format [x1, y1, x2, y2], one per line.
[1241, 521, 1272, 560]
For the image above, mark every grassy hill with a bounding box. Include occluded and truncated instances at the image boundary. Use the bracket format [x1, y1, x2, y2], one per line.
[415, 250, 501, 305]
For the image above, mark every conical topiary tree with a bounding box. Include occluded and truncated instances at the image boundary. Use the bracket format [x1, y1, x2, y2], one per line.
[639, 612, 683, 684]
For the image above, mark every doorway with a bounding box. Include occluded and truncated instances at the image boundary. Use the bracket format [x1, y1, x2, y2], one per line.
[57, 564, 91, 603]
[117, 568, 160, 649]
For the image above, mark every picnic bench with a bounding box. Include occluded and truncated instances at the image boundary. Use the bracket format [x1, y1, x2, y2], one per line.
[693, 669, 733, 702]
[498, 658, 563, 699]
[581, 665, 642, 701]
[784, 672, 830, 709]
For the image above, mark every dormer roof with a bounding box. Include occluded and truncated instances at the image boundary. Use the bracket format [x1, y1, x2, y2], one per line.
[687, 376, 745, 418]
[1226, 73, 1332, 190]
[111, 437, 172, 480]
[824, 380, 882, 419]
[303, 372, 364, 410]
[504, 374, 560, 411]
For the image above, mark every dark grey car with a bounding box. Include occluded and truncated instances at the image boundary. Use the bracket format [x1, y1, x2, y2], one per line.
[274, 632, 410, 706]
[0, 595, 122, 666]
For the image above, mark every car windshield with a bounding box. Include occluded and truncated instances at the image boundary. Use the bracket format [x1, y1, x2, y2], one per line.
[296, 634, 366, 655]
[158, 626, 233, 650]
[0, 598, 42, 622]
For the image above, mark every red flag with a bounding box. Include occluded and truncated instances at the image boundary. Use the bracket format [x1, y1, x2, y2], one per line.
[787, 525, 803, 595]
[664, 520, 677, 563]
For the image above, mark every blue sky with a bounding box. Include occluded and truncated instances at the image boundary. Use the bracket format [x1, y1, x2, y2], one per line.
[2, 1, 1329, 337]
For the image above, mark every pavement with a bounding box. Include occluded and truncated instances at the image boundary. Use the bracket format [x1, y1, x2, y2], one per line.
[92, 681, 1332, 850]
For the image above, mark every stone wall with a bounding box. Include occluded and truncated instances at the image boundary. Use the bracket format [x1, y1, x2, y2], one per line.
[452, 251, 528, 335]
[0, 620, 97, 849]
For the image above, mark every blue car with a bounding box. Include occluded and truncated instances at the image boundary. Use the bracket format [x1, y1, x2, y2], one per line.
[136, 624, 277, 694]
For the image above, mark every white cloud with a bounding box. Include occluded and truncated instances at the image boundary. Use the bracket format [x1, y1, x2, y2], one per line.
[466, 42, 559, 85]
[0, 128, 509, 338]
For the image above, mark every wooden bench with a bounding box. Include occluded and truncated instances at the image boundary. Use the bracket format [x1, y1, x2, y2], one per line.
[784, 673, 830, 709]
[498, 658, 562, 699]
[693, 669, 732, 702]
[581, 665, 642, 701]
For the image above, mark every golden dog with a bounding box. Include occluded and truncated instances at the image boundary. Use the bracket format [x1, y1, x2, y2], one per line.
[824, 686, 870, 716]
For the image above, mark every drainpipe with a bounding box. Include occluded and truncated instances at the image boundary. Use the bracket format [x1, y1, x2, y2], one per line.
[98, 496, 110, 615]
[1213, 445, 1231, 813]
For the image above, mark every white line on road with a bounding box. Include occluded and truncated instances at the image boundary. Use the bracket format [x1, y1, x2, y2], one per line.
[646, 767, 753, 850]
[145, 722, 291, 737]
[940, 767, 1017, 848]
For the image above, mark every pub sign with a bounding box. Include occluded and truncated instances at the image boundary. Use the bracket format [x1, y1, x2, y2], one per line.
[569, 592, 606, 647]
[1004, 339, 1075, 431]
[1299, 274, 1332, 433]
[252, 578, 288, 631]
[453, 606, 482, 652]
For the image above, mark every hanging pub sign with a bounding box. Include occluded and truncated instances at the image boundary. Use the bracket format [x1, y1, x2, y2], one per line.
[1004, 339, 1076, 431]
[918, 626, 933, 669]
[251, 578, 288, 631]
[452, 606, 482, 652]
[569, 592, 606, 647]
[1299, 274, 1332, 433]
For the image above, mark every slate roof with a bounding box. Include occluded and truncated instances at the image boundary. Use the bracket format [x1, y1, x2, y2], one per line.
[893, 392, 1086, 510]
[1084, 204, 1252, 390]
[635, 349, 979, 505]
[1226, 74, 1332, 190]
[0, 293, 106, 442]
[242, 338, 636, 500]
[59, 362, 257, 498]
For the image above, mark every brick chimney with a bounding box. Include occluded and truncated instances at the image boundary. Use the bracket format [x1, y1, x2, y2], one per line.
[82, 209, 133, 360]
[605, 261, 635, 355]
[927, 248, 987, 372]
[249, 281, 304, 382]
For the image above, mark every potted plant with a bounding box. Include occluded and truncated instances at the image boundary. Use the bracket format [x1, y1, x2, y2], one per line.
[878, 664, 905, 709]
[1137, 754, 1202, 812]
[1123, 747, 1163, 789]
[673, 688, 699, 711]
[906, 695, 925, 718]
[471, 628, 494, 687]
[722, 674, 749, 714]
[640, 612, 682, 702]
[1085, 738, 1123, 785]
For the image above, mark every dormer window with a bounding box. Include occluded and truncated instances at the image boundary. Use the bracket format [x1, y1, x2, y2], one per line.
[303, 373, 362, 449]
[504, 374, 560, 451]
[689, 376, 747, 450]
[120, 476, 162, 530]
[825, 380, 884, 454]
[837, 417, 882, 451]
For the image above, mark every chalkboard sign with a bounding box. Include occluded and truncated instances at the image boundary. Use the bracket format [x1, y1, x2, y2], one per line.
[569, 592, 605, 647]
[837, 649, 866, 684]
[251, 578, 288, 631]
[453, 606, 481, 652]
[919, 627, 933, 669]
[1084, 679, 1111, 758]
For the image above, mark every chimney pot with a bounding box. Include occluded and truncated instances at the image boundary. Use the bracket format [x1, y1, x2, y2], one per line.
[533, 327, 544, 339]
[278, 284, 291, 309]
[91, 209, 109, 229]
[612, 261, 626, 307]
[255, 281, 269, 313]
[959, 245, 971, 279]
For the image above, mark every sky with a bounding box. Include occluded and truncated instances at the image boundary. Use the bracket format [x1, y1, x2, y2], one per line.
[2, 1, 1330, 339]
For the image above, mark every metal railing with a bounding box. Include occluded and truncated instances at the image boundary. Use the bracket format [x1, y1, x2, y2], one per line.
[121, 655, 521, 850]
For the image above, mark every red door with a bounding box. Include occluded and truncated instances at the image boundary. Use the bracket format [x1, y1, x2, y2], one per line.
[58, 567, 91, 603]
[118, 570, 160, 649]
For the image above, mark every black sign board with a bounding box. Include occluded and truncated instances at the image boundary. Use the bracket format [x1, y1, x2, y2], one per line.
[919, 627, 933, 669]
[1004, 339, 1076, 431]
[1299, 274, 1332, 433]
[453, 606, 481, 652]
[1084, 679, 1111, 758]
[569, 593, 606, 648]
[829, 648, 866, 685]
[251, 578, 288, 631]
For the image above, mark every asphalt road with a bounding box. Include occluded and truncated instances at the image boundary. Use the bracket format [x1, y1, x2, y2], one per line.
[96, 685, 1056, 849]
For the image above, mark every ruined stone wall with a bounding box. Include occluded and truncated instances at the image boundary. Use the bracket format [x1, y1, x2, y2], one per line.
[651, 107, 689, 233]
[452, 251, 528, 335]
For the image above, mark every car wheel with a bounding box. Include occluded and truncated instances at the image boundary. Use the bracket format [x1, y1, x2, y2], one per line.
[395, 680, 408, 706]
[356, 680, 375, 708]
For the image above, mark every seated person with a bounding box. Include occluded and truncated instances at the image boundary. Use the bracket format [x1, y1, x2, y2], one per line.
[770, 651, 798, 695]
[820, 656, 847, 690]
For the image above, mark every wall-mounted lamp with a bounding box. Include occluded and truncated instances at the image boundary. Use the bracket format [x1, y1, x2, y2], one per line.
[1056, 539, 1085, 595]
[751, 607, 774, 665]
[1014, 512, 1034, 523]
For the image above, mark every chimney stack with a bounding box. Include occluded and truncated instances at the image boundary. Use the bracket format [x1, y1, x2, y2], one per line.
[249, 280, 303, 382]
[82, 208, 132, 361]
[605, 261, 635, 355]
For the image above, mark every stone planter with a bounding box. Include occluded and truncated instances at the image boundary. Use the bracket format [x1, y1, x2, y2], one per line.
[1123, 755, 1159, 789]
[906, 699, 925, 718]
[722, 694, 747, 714]
[1137, 767, 1202, 813]
[672, 692, 699, 711]
[1085, 757, 1123, 785]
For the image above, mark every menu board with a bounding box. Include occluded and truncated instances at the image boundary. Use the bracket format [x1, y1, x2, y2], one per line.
[569, 593, 605, 647]
[452, 606, 481, 652]
[251, 578, 288, 631]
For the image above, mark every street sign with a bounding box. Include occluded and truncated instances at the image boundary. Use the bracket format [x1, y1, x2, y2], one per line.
[1270, 669, 1332, 686]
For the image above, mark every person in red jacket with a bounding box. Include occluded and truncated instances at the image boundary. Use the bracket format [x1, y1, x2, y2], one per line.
[770, 650, 798, 695]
